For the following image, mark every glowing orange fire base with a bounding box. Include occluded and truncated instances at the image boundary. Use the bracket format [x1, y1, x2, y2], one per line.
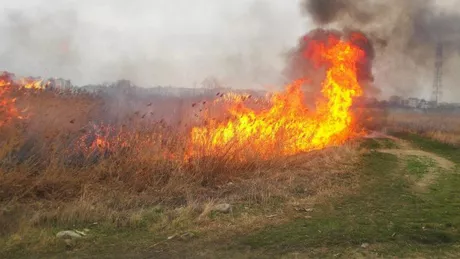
[186, 33, 366, 161]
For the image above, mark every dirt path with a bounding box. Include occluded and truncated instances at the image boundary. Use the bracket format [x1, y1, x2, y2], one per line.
[377, 149, 455, 171]
[375, 137, 455, 192]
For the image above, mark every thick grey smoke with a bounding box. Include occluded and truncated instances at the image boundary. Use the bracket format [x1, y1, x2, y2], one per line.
[0, 0, 304, 90]
[302, 0, 460, 102]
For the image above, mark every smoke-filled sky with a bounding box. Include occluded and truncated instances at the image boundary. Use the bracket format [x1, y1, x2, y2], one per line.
[0, 0, 305, 89]
[0, 0, 459, 102]
[302, 0, 460, 102]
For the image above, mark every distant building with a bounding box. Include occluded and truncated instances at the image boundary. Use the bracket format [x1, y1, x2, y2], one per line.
[417, 99, 427, 109]
[407, 98, 420, 108]
[426, 101, 437, 109]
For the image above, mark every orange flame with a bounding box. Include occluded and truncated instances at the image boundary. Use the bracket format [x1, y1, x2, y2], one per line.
[0, 73, 50, 127]
[0, 73, 21, 127]
[186, 33, 365, 160]
[18, 78, 48, 90]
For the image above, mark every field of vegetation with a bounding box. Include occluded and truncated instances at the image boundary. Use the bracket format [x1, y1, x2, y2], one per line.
[1, 83, 459, 258]
[386, 110, 460, 146]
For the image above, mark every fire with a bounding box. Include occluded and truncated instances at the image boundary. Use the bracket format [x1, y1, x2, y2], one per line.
[0, 73, 21, 127]
[186, 32, 367, 160]
[1, 30, 372, 163]
[18, 78, 49, 90]
[75, 123, 117, 156]
[0, 72, 49, 127]
[93, 136, 109, 150]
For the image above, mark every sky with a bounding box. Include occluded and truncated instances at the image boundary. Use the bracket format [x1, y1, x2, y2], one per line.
[0, 0, 306, 89]
[0, 0, 459, 102]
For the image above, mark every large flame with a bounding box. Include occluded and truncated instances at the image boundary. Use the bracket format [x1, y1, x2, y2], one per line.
[186, 32, 366, 160]
[1, 30, 371, 162]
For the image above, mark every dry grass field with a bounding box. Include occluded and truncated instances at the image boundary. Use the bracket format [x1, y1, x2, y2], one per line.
[0, 87, 363, 257]
[385, 110, 460, 146]
[1, 86, 460, 258]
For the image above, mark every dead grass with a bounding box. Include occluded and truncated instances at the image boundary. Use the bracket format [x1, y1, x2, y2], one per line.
[0, 88, 364, 256]
[0, 143, 361, 255]
[386, 110, 460, 146]
[0, 142, 360, 223]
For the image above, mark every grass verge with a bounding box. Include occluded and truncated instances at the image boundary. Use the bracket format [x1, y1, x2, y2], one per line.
[2, 136, 460, 258]
[238, 138, 460, 258]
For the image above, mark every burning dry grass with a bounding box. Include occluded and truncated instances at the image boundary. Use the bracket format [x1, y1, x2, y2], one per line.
[0, 30, 379, 254]
[386, 111, 460, 146]
[0, 85, 364, 255]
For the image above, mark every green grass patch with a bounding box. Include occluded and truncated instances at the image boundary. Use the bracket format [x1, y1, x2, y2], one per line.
[238, 148, 460, 257]
[360, 138, 398, 150]
[0, 222, 166, 259]
[392, 132, 460, 165]
[3, 134, 459, 258]
[405, 155, 437, 179]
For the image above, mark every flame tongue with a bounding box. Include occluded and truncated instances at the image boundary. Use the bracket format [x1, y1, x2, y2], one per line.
[187, 31, 366, 160]
[311, 34, 364, 146]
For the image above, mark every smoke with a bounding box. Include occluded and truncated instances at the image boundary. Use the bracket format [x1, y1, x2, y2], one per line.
[0, 0, 304, 90]
[302, 0, 460, 49]
[2, 0, 459, 102]
[301, 0, 460, 102]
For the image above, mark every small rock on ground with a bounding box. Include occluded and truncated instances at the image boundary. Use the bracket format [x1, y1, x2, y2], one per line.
[56, 230, 83, 239]
[213, 203, 232, 213]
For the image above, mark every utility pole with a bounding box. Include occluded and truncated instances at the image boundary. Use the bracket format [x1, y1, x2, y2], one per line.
[432, 42, 443, 106]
